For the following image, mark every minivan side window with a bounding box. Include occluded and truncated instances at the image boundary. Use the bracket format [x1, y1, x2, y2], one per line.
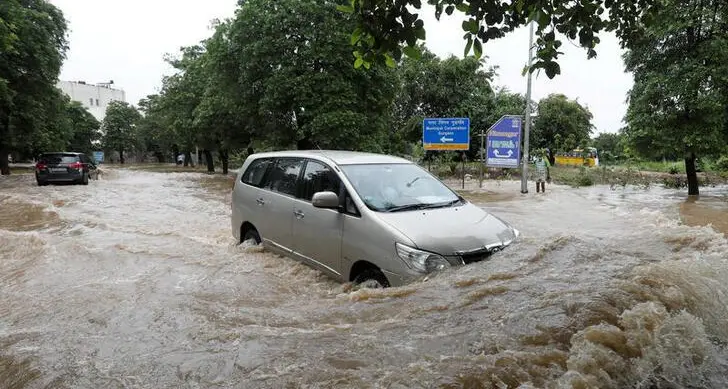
[264, 158, 304, 197]
[241, 158, 273, 187]
[299, 160, 340, 201]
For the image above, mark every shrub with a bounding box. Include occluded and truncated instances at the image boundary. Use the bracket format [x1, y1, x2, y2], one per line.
[716, 156, 728, 172]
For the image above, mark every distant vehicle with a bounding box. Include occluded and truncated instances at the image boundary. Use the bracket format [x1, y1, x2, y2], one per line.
[555, 147, 599, 167]
[231, 150, 520, 288]
[35, 152, 99, 186]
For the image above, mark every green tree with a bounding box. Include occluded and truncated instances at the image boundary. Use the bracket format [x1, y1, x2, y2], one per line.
[193, 20, 252, 174]
[622, 0, 728, 195]
[66, 101, 101, 155]
[137, 95, 174, 163]
[0, 0, 68, 174]
[228, 0, 399, 151]
[392, 47, 496, 159]
[340, 0, 660, 77]
[532, 93, 594, 164]
[591, 132, 624, 165]
[159, 45, 207, 167]
[102, 101, 141, 164]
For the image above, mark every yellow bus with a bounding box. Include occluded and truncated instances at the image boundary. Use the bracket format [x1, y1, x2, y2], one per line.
[554, 147, 599, 167]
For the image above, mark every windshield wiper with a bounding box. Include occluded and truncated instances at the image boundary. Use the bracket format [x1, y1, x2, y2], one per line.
[384, 203, 428, 212]
[405, 176, 426, 187]
[385, 199, 461, 212]
[419, 199, 461, 209]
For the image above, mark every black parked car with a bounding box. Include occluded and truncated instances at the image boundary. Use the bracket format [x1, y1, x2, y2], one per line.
[35, 152, 99, 186]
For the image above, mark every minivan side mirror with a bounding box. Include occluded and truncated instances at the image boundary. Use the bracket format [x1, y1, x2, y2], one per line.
[312, 191, 339, 209]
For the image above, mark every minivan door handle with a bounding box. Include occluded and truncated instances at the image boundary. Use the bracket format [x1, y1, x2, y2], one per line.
[256, 198, 265, 206]
[293, 209, 304, 219]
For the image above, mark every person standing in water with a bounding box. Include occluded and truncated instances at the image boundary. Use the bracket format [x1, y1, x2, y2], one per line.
[534, 150, 550, 193]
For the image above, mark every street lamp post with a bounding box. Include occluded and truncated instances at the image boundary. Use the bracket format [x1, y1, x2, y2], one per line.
[520, 21, 535, 194]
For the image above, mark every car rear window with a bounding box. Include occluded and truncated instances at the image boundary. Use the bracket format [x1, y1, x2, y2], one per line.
[39, 154, 79, 164]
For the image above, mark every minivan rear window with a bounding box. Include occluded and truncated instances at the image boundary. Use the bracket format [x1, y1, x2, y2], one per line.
[39, 154, 79, 164]
[241, 158, 273, 187]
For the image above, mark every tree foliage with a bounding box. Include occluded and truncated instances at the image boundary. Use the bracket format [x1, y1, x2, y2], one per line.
[0, 0, 68, 174]
[391, 47, 497, 158]
[532, 93, 594, 162]
[227, 0, 399, 152]
[622, 0, 728, 194]
[340, 0, 661, 78]
[102, 101, 141, 164]
[66, 101, 101, 155]
[591, 132, 624, 164]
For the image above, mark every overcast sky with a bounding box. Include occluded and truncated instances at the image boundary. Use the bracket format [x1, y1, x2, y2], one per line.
[49, 0, 633, 135]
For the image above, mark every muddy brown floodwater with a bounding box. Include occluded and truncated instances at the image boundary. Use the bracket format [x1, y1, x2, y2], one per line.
[1, 168, 728, 389]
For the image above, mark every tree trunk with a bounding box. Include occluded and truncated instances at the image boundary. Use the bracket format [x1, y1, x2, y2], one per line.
[155, 152, 165, 163]
[685, 152, 699, 196]
[0, 146, 9, 176]
[219, 149, 229, 175]
[119, 149, 125, 164]
[1, 115, 11, 175]
[184, 151, 193, 167]
[203, 149, 215, 173]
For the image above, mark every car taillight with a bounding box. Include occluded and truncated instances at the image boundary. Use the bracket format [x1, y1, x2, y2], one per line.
[36, 163, 47, 170]
[69, 162, 83, 169]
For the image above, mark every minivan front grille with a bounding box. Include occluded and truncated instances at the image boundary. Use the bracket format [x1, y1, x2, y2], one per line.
[458, 249, 494, 264]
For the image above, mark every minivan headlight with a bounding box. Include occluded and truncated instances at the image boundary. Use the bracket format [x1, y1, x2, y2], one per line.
[395, 243, 450, 273]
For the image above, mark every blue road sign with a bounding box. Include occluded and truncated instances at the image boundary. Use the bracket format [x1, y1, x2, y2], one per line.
[93, 151, 104, 164]
[422, 118, 470, 151]
[486, 115, 522, 168]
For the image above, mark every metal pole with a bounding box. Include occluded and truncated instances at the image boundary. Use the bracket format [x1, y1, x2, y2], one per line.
[461, 152, 466, 189]
[479, 132, 485, 188]
[520, 21, 535, 194]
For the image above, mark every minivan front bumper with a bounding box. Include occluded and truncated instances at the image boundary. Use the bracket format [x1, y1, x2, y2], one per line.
[389, 227, 521, 286]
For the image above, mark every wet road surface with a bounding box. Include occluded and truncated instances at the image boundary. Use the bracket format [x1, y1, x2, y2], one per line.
[1, 168, 727, 388]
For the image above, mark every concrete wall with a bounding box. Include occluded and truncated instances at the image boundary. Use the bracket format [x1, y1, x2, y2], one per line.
[56, 80, 127, 122]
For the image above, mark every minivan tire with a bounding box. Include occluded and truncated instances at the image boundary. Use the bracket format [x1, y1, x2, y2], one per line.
[353, 268, 390, 289]
[242, 228, 261, 245]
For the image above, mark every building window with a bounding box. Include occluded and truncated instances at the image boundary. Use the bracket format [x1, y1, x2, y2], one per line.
[95, 99, 99, 106]
[89, 98, 93, 105]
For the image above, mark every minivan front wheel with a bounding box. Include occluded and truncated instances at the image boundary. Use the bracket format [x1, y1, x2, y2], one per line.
[353, 268, 390, 289]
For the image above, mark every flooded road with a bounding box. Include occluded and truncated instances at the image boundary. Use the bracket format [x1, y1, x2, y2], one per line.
[1, 168, 727, 388]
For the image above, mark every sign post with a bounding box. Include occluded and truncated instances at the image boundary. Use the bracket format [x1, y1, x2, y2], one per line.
[93, 151, 104, 164]
[485, 115, 522, 169]
[422, 118, 470, 189]
[422, 118, 470, 151]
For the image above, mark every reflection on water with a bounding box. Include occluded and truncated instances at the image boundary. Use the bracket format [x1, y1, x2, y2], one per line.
[0, 170, 727, 388]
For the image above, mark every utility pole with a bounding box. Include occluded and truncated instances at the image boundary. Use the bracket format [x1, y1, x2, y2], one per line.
[479, 131, 485, 188]
[520, 21, 535, 194]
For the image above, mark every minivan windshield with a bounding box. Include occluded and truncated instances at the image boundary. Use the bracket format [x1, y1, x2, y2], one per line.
[340, 163, 461, 212]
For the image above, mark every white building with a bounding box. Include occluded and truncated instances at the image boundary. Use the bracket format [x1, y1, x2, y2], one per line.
[56, 80, 127, 122]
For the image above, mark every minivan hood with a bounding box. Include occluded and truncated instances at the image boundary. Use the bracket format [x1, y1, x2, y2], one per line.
[376, 202, 519, 256]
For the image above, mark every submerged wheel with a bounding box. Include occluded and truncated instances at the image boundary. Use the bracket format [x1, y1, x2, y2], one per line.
[353, 268, 390, 289]
[242, 228, 261, 245]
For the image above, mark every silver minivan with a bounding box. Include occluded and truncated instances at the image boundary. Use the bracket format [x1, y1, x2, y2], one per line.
[231, 150, 520, 288]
